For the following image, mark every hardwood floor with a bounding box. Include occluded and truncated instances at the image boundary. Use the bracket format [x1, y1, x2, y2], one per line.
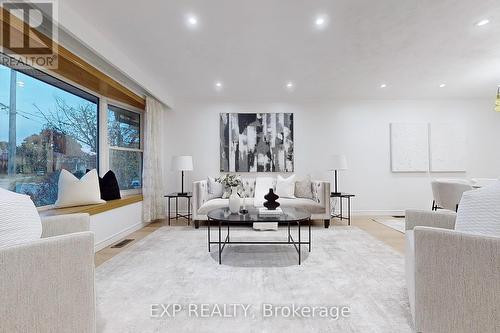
[94, 216, 405, 267]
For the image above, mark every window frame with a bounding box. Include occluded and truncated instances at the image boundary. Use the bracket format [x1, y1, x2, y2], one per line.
[0, 57, 144, 210]
[105, 99, 144, 196]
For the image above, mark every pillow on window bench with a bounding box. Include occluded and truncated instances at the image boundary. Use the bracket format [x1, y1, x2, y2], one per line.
[87, 169, 121, 201]
[54, 169, 105, 208]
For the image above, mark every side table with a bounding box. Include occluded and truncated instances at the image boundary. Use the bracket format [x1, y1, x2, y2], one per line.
[330, 192, 355, 226]
[165, 192, 192, 225]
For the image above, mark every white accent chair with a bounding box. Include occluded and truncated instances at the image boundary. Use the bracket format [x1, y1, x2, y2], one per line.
[0, 213, 96, 333]
[405, 182, 500, 333]
[471, 177, 499, 188]
[430, 179, 473, 211]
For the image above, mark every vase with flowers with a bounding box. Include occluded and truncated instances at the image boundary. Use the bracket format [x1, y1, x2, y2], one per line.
[216, 174, 242, 214]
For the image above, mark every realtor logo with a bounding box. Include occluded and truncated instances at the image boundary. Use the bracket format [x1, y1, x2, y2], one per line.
[0, 0, 58, 68]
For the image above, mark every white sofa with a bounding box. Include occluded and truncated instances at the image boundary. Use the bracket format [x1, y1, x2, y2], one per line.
[405, 182, 500, 332]
[192, 177, 331, 228]
[0, 213, 96, 333]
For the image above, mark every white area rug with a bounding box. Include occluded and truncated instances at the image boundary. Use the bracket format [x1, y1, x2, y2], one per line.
[372, 218, 406, 233]
[96, 226, 413, 332]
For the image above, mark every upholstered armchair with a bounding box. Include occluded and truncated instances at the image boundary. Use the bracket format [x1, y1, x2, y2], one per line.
[0, 213, 96, 333]
[405, 182, 500, 333]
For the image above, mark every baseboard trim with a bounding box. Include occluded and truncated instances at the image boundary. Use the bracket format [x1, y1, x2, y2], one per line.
[94, 222, 149, 252]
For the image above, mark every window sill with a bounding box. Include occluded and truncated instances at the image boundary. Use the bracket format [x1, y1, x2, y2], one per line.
[39, 194, 143, 217]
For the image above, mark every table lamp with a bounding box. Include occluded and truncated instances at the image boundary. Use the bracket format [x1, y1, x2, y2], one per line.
[171, 155, 193, 195]
[329, 154, 348, 195]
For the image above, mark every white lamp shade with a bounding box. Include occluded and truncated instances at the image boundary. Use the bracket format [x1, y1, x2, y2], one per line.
[329, 154, 348, 171]
[171, 155, 193, 171]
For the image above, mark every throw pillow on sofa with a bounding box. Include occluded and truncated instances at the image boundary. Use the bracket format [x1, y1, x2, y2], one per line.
[276, 174, 296, 198]
[295, 175, 313, 199]
[207, 177, 223, 200]
[0, 188, 42, 249]
[54, 169, 105, 208]
[87, 169, 121, 201]
[254, 177, 275, 207]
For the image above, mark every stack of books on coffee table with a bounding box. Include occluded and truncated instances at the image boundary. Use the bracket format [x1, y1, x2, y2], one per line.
[258, 207, 283, 216]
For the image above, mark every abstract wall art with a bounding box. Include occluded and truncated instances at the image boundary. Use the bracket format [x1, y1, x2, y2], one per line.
[390, 122, 429, 172]
[220, 113, 294, 172]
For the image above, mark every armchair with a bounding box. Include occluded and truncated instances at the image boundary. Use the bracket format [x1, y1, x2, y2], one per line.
[0, 213, 96, 333]
[405, 210, 500, 333]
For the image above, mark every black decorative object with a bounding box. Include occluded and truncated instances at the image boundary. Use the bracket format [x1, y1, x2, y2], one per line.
[263, 189, 280, 210]
[86, 169, 121, 201]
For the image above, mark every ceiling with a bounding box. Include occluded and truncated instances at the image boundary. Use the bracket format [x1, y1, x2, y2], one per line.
[59, 0, 500, 106]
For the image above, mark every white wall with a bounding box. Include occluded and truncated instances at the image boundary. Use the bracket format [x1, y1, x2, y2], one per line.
[164, 99, 500, 214]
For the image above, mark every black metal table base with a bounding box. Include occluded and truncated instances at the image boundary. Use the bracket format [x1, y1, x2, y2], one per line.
[166, 195, 191, 226]
[207, 219, 311, 265]
[330, 194, 353, 226]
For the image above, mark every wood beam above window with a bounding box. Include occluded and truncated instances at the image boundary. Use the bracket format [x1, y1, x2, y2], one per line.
[0, 7, 146, 110]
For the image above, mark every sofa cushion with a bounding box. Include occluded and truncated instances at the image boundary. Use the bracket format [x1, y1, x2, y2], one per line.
[0, 188, 42, 249]
[455, 181, 500, 238]
[198, 199, 255, 215]
[197, 198, 324, 215]
[278, 198, 325, 214]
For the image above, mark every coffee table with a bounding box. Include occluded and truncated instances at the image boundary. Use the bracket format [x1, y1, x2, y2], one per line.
[207, 207, 311, 265]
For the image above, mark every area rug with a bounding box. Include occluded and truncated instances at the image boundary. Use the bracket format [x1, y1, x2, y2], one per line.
[372, 218, 406, 233]
[95, 226, 413, 333]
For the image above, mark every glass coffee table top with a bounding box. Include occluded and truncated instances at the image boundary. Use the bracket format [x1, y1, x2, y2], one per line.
[207, 207, 311, 223]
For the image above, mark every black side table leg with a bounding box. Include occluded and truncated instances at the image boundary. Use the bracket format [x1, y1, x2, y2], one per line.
[168, 198, 171, 225]
[188, 197, 191, 226]
[348, 197, 351, 226]
[176, 197, 179, 220]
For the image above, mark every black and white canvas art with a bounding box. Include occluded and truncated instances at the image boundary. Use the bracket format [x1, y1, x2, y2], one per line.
[220, 113, 294, 172]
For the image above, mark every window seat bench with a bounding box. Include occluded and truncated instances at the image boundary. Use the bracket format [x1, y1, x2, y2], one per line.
[40, 195, 144, 252]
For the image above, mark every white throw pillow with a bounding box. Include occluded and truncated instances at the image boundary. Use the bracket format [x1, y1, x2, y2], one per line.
[207, 177, 223, 200]
[0, 188, 42, 249]
[455, 181, 500, 238]
[276, 174, 296, 199]
[254, 177, 276, 207]
[54, 169, 105, 208]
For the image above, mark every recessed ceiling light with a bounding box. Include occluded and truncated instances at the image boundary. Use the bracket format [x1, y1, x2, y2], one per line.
[316, 17, 325, 26]
[439, 83, 446, 88]
[215, 81, 223, 90]
[314, 15, 328, 29]
[380, 83, 387, 88]
[475, 19, 490, 27]
[186, 15, 198, 27]
[286, 82, 294, 89]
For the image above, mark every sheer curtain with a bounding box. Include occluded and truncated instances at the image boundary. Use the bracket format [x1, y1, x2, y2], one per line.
[142, 96, 166, 223]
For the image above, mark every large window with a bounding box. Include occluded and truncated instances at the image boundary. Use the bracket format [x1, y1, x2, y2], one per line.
[108, 105, 142, 190]
[0, 62, 99, 206]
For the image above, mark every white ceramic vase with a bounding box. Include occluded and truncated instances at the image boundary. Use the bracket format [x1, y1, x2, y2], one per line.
[228, 187, 240, 213]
